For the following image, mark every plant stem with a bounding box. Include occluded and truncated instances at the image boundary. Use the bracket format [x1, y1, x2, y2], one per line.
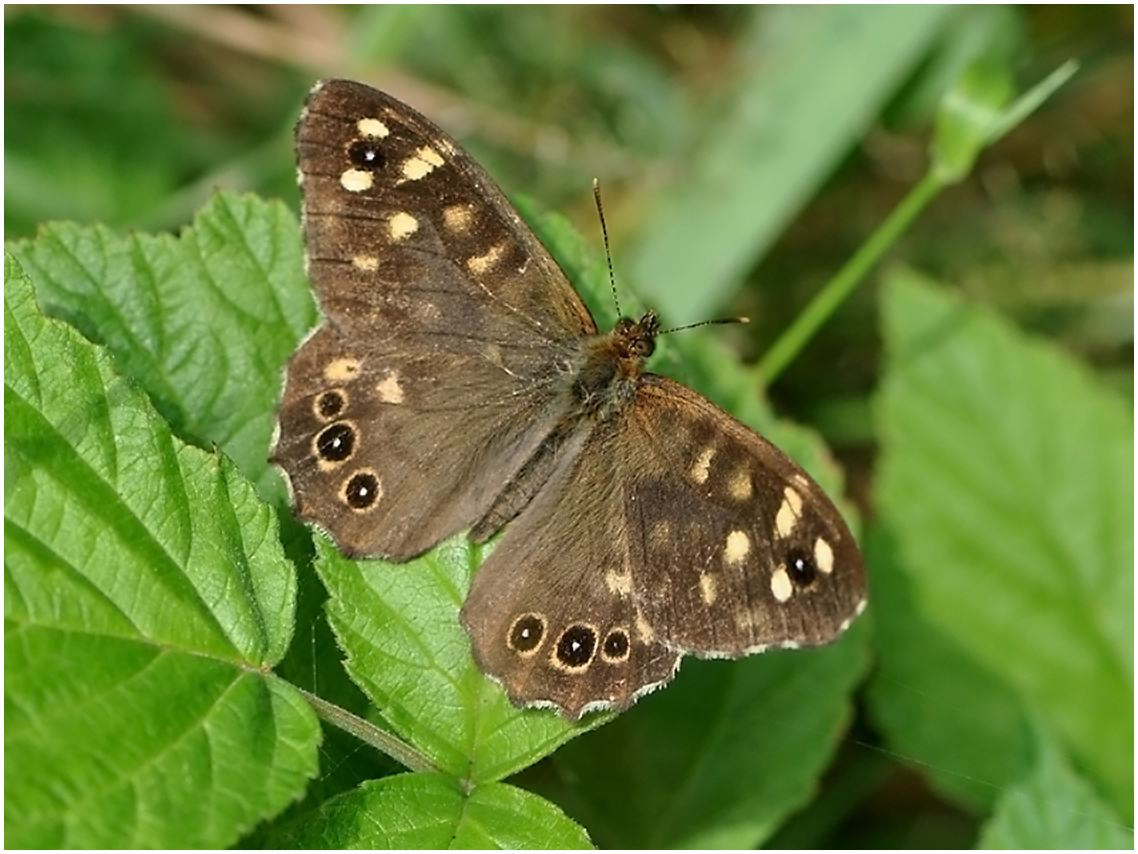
[298, 687, 441, 774]
[756, 169, 942, 386]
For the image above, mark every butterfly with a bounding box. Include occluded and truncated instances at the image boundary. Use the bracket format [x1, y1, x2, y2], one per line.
[272, 79, 867, 720]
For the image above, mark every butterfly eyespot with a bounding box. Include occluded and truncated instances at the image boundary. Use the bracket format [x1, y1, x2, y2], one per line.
[507, 613, 546, 656]
[314, 422, 356, 464]
[554, 624, 598, 670]
[314, 390, 347, 420]
[348, 139, 386, 171]
[787, 546, 818, 588]
[601, 629, 631, 663]
[342, 470, 382, 511]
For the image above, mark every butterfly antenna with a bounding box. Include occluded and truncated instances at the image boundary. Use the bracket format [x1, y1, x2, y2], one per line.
[592, 179, 621, 317]
[659, 316, 751, 335]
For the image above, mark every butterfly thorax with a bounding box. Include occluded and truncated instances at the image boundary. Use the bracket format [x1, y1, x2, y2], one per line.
[571, 312, 659, 421]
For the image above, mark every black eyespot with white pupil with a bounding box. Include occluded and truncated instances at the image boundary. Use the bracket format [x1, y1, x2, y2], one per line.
[601, 629, 630, 662]
[315, 422, 355, 462]
[348, 139, 385, 171]
[507, 614, 545, 654]
[787, 546, 818, 587]
[343, 471, 380, 510]
[315, 390, 346, 420]
[556, 624, 597, 669]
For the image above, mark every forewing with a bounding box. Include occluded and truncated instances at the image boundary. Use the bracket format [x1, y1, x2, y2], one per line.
[295, 79, 596, 341]
[274, 80, 595, 559]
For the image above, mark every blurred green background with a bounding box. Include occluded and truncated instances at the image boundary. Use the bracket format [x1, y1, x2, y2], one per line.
[6, 5, 1131, 436]
[5, 5, 1132, 848]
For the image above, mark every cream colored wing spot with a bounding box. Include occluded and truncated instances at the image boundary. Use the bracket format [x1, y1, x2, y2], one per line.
[467, 242, 506, 275]
[814, 537, 835, 575]
[690, 446, 715, 485]
[352, 254, 379, 271]
[774, 486, 804, 539]
[324, 357, 361, 383]
[733, 607, 756, 633]
[724, 529, 751, 566]
[376, 370, 405, 404]
[727, 468, 752, 501]
[400, 145, 445, 182]
[605, 569, 633, 597]
[770, 566, 793, 603]
[388, 211, 419, 241]
[634, 609, 656, 643]
[356, 117, 390, 138]
[699, 573, 718, 606]
[340, 168, 374, 193]
[443, 204, 474, 233]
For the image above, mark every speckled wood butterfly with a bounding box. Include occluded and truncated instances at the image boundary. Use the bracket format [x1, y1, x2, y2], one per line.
[272, 80, 867, 719]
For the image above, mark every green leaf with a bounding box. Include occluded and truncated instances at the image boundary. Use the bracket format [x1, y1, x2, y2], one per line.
[866, 525, 1028, 811]
[318, 538, 600, 785]
[870, 269, 1133, 819]
[265, 772, 592, 848]
[7, 193, 316, 497]
[978, 725, 1133, 849]
[537, 620, 870, 848]
[628, 5, 951, 321]
[4, 255, 319, 847]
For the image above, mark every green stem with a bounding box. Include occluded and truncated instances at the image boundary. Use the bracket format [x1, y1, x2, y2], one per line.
[756, 168, 943, 385]
[298, 687, 441, 774]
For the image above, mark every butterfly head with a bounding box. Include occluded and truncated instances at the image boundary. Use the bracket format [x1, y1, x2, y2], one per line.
[570, 312, 661, 420]
[612, 311, 660, 360]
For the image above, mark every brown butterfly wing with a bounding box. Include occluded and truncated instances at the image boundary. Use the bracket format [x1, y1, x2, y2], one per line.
[462, 375, 866, 718]
[623, 376, 867, 653]
[461, 417, 681, 720]
[297, 79, 595, 340]
[273, 80, 596, 559]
